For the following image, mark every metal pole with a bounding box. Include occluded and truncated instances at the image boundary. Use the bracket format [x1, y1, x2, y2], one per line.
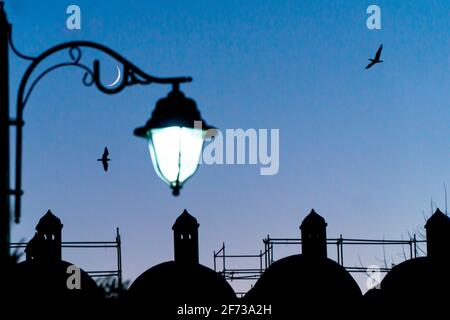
[263, 237, 267, 269]
[269, 244, 272, 265]
[116, 227, 122, 289]
[409, 238, 413, 259]
[337, 241, 340, 265]
[0, 1, 11, 267]
[413, 234, 417, 258]
[259, 249, 262, 273]
[222, 242, 225, 274]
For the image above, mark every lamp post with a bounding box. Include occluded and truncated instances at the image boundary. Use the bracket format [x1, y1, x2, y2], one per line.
[0, 2, 214, 265]
[0, 2, 10, 267]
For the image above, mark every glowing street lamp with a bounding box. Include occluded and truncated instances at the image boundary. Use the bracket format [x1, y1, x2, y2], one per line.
[134, 84, 215, 195]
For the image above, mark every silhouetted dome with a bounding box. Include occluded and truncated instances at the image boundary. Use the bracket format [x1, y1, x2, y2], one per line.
[127, 261, 235, 317]
[380, 257, 450, 306]
[10, 259, 103, 306]
[129, 261, 235, 301]
[125, 209, 233, 318]
[300, 209, 327, 230]
[245, 254, 361, 317]
[6, 210, 103, 317]
[36, 210, 63, 233]
[172, 209, 199, 230]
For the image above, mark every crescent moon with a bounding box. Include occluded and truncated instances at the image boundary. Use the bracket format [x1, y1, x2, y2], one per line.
[107, 66, 121, 87]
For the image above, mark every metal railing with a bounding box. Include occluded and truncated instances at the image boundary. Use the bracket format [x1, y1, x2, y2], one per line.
[214, 234, 426, 285]
[10, 227, 122, 286]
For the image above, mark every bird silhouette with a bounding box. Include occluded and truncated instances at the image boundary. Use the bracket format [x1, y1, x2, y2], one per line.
[97, 147, 110, 172]
[365, 44, 383, 69]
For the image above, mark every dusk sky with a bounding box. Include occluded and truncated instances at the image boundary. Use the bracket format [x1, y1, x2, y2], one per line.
[6, 0, 450, 292]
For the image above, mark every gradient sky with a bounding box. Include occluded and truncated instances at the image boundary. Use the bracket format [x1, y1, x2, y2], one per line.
[6, 0, 450, 292]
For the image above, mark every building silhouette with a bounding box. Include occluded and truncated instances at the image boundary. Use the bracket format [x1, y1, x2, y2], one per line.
[365, 208, 450, 316]
[173, 209, 200, 265]
[425, 208, 450, 264]
[245, 209, 362, 318]
[25, 210, 63, 262]
[6, 207, 450, 318]
[126, 209, 236, 318]
[300, 209, 327, 259]
[9, 210, 103, 312]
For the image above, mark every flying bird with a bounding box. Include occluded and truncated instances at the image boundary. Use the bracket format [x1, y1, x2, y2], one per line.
[97, 147, 110, 172]
[365, 44, 383, 69]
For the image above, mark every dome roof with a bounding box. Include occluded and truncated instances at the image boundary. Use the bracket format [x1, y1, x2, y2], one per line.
[378, 256, 450, 312]
[245, 254, 361, 316]
[381, 257, 450, 297]
[10, 259, 103, 304]
[128, 261, 235, 304]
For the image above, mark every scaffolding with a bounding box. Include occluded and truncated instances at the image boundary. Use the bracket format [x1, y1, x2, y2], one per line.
[10, 227, 123, 287]
[214, 234, 425, 295]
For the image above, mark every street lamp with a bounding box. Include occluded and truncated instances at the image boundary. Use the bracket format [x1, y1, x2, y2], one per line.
[134, 84, 215, 195]
[0, 2, 214, 264]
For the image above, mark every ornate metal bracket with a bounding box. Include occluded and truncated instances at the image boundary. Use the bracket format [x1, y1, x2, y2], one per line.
[9, 32, 192, 223]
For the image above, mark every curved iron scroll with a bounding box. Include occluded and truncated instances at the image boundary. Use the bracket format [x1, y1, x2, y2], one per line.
[12, 40, 193, 223]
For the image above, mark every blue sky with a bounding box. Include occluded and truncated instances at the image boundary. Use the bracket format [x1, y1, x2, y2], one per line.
[6, 0, 450, 292]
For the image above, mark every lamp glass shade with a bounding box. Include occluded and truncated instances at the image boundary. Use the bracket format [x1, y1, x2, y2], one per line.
[147, 126, 205, 189]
